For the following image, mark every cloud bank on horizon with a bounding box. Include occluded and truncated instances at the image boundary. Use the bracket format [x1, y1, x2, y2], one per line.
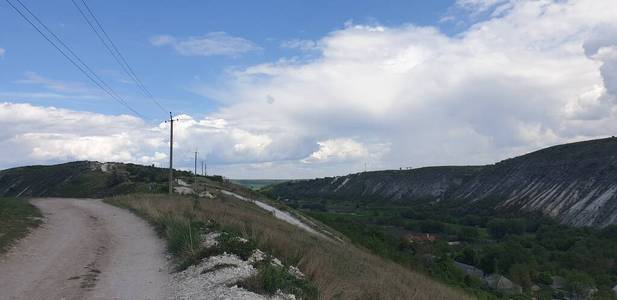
[2, 0, 617, 178]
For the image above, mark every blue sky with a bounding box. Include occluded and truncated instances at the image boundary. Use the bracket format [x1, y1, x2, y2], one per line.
[2, 0, 617, 178]
[0, 0, 458, 120]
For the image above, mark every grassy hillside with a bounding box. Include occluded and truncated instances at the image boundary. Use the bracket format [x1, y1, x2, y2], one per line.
[106, 191, 471, 299]
[264, 137, 617, 299]
[0, 161, 193, 198]
[290, 197, 617, 299]
[0, 197, 42, 254]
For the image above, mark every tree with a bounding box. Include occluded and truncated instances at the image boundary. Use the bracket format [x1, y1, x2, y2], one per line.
[509, 263, 533, 291]
[564, 271, 595, 300]
[457, 246, 479, 266]
[459, 227, 480, 241]
[487, 218, 526, 239]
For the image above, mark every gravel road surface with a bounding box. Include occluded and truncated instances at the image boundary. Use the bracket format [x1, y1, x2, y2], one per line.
[0, 198, 170, 300]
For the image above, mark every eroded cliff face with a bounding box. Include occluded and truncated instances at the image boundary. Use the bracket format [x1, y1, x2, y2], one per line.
[272, 166, 483, 203]
[455, 138, 617, 227]
[270, 137, 617, 227]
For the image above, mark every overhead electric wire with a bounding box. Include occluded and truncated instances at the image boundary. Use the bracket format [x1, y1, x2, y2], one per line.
[4, 0, 144, 118]
[71, 0, 168, 115]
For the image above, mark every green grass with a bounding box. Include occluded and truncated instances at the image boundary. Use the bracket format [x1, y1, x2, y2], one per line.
[106, 193, 470, 299]
[284, 198, 617, 299]
[0, 197, 42, 254]
[105, 194, 319, 298]
[240, 261, 319, 299]
[0, 161, 193, 198]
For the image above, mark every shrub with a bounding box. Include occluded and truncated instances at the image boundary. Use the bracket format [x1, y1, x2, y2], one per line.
[240, 262, 318, 300]
[216, 231, 257, 260]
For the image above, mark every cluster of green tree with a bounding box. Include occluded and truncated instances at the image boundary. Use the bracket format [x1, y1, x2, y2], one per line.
[303, 200, 617, 299]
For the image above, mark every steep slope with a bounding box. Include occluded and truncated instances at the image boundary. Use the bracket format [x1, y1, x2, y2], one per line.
[456, 138, 617, 227]
[271, 166, 483, 202]
[269, 137, 617, 227]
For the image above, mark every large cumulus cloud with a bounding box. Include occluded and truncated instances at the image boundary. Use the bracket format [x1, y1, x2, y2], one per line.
[4, 0, 617, 178]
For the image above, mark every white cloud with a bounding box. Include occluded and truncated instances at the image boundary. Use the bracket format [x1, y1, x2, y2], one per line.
[16, 72, 94, 94]
[303, 138, 369, 163]
[0, 103, 150, 167]
[7, 0, 617, 179]
[150, 32, 261, 57]
[280, 39, 321, 51]
[455, 0, 510, 13]
[0, 48, 5, 58]
[192, 0, 617, 176]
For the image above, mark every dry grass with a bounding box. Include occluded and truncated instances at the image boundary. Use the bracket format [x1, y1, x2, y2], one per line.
[106, 192, 471, 300]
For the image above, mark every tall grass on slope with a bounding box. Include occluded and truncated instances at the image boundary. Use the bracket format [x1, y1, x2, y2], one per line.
[106, 193, 469, 300]
[0, 198, 42, 254]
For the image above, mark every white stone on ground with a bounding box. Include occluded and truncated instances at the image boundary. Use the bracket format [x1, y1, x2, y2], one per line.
[169, 246, 298, 299]
[201, 232, 220, 248]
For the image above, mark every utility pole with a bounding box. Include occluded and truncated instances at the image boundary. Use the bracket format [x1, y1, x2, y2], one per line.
[194, 151, 198, 175]
[194, 150, 198, 193]
[201, 160, 204, 176]
[165, 112, 178, 195]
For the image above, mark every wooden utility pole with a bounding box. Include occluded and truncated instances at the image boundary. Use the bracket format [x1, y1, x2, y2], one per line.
[194, 151, 198, 175]
[194, 150, 198, 193]
[165, 112, 178, 195]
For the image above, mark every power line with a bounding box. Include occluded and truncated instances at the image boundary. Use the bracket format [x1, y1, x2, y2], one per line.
[71, 0, 168, 115]
[4, 0, 144, 118]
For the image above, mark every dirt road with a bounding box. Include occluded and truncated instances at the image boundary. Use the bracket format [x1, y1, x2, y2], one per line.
[0, 198, 170, 300]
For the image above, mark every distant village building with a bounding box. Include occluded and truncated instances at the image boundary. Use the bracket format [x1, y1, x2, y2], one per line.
[483, 274, 522, 295]
[406, 233, 436, 243]
[453, 261, 484, 279]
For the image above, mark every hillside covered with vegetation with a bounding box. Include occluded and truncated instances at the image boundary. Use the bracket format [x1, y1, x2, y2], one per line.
[278, 196, 617, 299]
[0, 161, 195, 198]
[269, 137, 617, 227]
[265, 137, 617, 299]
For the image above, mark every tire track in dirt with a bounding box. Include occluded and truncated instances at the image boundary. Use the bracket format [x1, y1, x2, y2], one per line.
[0, 198, 170, 300]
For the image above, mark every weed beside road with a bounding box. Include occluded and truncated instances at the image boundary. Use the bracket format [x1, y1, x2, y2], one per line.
[0, 197, 42, 254]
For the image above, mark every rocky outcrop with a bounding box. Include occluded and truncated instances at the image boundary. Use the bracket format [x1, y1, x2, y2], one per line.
[270, 137, 617, 227]
[455, 138, 617, 227]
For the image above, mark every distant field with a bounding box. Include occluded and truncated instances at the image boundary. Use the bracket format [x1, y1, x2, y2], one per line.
[0, 198, 42, 254]
[231, 179, 290, 190]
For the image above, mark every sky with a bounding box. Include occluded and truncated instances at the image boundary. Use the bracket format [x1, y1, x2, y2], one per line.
[1, 0, 617, 179]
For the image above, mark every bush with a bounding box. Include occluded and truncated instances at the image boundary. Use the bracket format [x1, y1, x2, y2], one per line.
[487, 218, 526, 239]
[564, 271, 595, 299]
[216, 231, 257, 260]
[457, 246, 479, 266]
[240, 262, 318, 300]
[419, 220, 446, 233]
[155, 215, 205, 270]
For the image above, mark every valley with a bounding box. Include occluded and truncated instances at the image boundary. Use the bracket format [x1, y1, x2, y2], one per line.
[265, 137, 617, 299]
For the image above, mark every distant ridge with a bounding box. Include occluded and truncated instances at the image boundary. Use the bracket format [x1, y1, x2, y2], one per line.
[269, 137, 617, 227]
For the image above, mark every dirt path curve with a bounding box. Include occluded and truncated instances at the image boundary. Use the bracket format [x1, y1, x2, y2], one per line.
[0, 198, 170, 300]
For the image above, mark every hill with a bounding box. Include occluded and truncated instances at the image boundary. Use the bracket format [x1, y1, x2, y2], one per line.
[0, 161, 192, 198]
[266, 137, 617, 298]
[0, 160, 472, 299]
[268, 137, 617, 227]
